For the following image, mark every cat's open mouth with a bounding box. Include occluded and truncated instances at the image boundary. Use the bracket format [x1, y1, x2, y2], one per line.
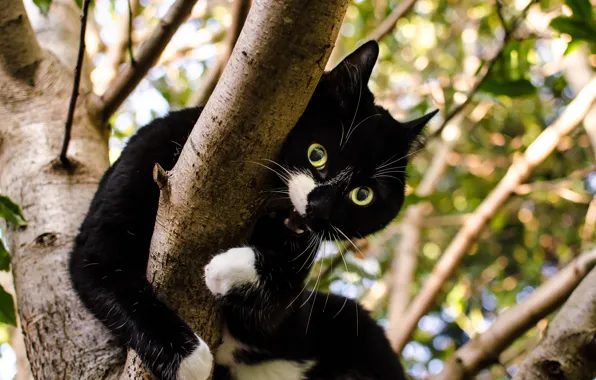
[284, 208, 307, 235]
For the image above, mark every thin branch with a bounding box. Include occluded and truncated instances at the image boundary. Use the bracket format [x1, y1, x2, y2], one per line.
[434, 250, 596, 380]
[581, 197, 596, 245]
[157, 28, 226, 66]
[430, 0, 536, 139]
[60, 0, 92, 168]
[514, 267, 596, 379]
[386, 207, 424, 347]
[91, 0, 200, 121]
[391, 78, 596, 353]
[365, 0, 418, 42]
[191, 0, 251, 106]
[127, 0, 136, 66]
[93, 0, 140, 94]
[0, 0, 42, 84]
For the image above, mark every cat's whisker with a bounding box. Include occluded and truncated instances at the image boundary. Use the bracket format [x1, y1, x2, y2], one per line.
[332, 226, 364, 259]
[374, 146, 425, 172]
[342, 63, 363, 150]
[303, 232, 329, 333]
[287, 233, 323, 309]
[249, 161, 290, 184]
[344, 114, 382, 145]
[373, 170, 406, 178]
[263, 159, 293, 179]
[332, 297, 348, 319]
[290, 232, 318, 262]
[339, 120, 346, 148]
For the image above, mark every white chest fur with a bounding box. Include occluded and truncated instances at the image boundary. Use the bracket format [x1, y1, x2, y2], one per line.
[216, 329, 315, 380]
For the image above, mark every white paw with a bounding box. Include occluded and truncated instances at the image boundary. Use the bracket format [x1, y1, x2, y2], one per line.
[177, 337, 213, 380]
[204, 247, 259, 296]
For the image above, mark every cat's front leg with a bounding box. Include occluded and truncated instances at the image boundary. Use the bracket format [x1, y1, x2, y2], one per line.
[204, 247, 260, 297]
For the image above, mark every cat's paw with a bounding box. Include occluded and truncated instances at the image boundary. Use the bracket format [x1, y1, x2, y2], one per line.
[204, 247, 259, 296]
[177, 337, 213, 380]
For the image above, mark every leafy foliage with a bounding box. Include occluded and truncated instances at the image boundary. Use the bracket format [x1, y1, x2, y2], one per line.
[0, 240, 10, 272]
[32, 0, 52, 15]
[0, 194, 23, 330]
[0, 287, 16, 327]
[0, 195, 27, 227]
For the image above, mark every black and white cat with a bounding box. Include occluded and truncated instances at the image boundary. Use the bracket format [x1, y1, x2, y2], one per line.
[69, 40, 436, 380]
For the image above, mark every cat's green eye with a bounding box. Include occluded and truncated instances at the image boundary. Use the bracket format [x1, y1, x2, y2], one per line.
[308, 143, 327, 169]
[350, 186, 374, 206]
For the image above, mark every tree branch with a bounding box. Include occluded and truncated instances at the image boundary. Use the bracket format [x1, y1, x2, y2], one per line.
[435, 250, 596, 380]
[90, 0, 199, 121]
[365, 0, 418, 42]
[391, 77, 596, 353]
[0, 0, 42, 84]
[123, 0, 349, 376]
[514, 267, 596, 379]
[93, 0, 140, 94]
[191, 0, 251, 106]
[60, 0, 92, 167]
[386, 206, 424, 348]
[430, 0, 535, 139]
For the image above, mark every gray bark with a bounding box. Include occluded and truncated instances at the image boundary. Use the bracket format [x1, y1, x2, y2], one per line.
[0, 0, 123, 378]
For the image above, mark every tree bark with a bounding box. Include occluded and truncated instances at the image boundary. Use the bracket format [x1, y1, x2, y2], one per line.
[436, 250, 596, 380]
[122, 0, 349, 377]
[513, 268, 596, 380]
[0, 0, 123, 378]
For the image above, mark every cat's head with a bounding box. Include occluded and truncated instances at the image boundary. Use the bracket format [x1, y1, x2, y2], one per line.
[276, 40, 437, 239]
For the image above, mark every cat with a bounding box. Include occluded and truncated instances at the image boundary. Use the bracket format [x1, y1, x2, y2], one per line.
[69, 40, 437, 380]
[202, 41, 437, 380]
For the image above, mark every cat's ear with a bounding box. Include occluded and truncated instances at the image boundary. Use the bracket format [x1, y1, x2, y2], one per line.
[400, 109, 439, 137]
[328, 40, 379, 90]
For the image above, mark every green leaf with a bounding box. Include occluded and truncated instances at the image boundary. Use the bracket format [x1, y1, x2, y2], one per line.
[480, 78, 536, 98]
[0, 196, 26, 227]
[564, 0, 593, 21]
[0, 240, 10, 272]
[550, 16, 596, 42]
[33, 0, 52, 14]
[564, 39, 583, 55]
[0, 286, 16, 327]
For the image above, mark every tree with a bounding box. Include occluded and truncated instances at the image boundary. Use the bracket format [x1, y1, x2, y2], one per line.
[1, 0, 596, 379]
[1, 0, 348, 377]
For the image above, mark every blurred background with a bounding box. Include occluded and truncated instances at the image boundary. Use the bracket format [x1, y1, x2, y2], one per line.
[1, 0, 596, 378]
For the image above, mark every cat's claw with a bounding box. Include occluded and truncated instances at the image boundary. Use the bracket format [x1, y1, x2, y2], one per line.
[177, 336, 213, 380]
[204, 247, 259, 296]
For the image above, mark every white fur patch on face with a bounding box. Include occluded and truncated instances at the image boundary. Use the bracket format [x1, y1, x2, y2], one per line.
[177, 336, 213, 380]
[204, 247, 259, 296]
[288, 172, 316, 216]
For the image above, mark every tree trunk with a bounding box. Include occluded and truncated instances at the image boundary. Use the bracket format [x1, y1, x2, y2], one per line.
[0, 0, 123, 378]
[124, 0, 350, 377]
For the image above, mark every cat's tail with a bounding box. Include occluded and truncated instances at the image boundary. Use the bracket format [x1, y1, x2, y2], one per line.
[69, 242, 213, 380]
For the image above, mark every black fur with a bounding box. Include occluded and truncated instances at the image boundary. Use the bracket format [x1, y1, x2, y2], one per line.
[69, 40, 436, 379]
